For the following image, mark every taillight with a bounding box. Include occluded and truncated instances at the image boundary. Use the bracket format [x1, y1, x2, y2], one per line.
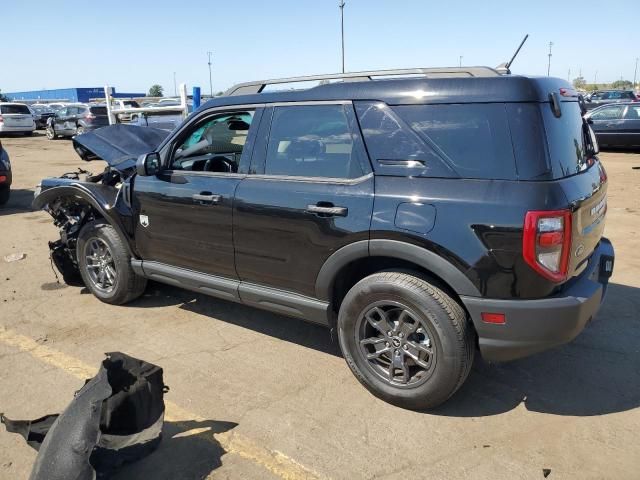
[523, 210, 572, 282]
[85, 113, 96, 120]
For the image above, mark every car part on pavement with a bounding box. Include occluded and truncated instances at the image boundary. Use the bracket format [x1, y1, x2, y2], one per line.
[1, 352, 166, 480]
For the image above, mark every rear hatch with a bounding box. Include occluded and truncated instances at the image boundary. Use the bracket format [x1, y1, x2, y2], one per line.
[541, 100, 607, 278]
[1, 104, 34, 127]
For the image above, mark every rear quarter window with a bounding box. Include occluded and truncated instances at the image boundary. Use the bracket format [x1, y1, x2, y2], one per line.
[393, 104, 517, 180]
[540, 102, 588, 178]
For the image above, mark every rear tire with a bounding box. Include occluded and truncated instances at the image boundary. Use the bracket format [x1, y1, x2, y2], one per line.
[77, 220, 147, 305]
[0, 187, 10, 206]
[76, 125, 86, 135]
[338, 271, 474, 410]
[45, 126, 57, 140]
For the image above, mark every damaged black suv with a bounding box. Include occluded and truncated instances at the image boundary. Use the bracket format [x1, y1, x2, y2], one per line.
[33, 67, 614, 409]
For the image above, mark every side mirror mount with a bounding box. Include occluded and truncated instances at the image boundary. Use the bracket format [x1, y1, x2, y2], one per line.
[136, 152, 160, 176]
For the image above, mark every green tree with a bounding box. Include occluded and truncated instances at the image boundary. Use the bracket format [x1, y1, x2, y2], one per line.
[148, 84, 164, 97]
[611, 79, 633, 90]
[0, 89, 8, 102]
[572, 76, 586, 90]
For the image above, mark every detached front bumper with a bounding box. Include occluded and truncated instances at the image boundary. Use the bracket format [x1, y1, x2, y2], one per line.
[462, 237, 614, 362]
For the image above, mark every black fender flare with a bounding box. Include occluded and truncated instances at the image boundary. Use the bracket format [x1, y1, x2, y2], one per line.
[33, 184, 137, 257]
[315, 239, 480, 302]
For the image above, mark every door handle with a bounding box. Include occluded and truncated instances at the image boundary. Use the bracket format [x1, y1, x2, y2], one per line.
[192, 192, 222, 205]
[306, 203, 348, 217]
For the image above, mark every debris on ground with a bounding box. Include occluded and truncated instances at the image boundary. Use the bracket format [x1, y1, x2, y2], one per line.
[3, 253, 26, 263]
[1, 352, 167, 480]
[543, 468, 552, 477]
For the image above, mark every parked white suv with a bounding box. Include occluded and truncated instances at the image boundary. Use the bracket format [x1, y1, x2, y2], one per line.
[0, 103, 36, 135]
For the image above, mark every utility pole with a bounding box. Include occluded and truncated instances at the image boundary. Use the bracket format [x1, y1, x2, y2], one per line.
[634, 57, 639, 88]
[568, 68, 571, 82]
[339, 1, 346, 73]
[459, 55, 463, 67]
[594, 70, 598, 86]
[173, 72, 177, 97]
[547, 42, 553, 76]
[207, 51, 213, 97]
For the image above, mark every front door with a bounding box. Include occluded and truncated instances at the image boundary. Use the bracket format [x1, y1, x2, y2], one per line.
[590, 105, 625, 146]
[133, 108, 263, 278]
[233, 103, 374, 298]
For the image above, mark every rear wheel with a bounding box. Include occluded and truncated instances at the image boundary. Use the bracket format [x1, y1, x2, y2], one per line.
[338, 271, 474, 410]
[76, 125, 86, 135]
[77, 220, 147, 305]
[0, 187, 10, 206]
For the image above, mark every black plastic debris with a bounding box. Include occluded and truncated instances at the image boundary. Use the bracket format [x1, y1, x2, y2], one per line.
[543, 468, 552, 478]
[1, 352, 167, 480]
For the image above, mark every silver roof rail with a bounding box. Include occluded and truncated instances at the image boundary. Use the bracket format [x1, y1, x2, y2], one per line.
[224, 66, 502, 96]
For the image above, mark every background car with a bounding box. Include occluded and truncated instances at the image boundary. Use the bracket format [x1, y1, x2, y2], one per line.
[0, 103, 36, 135]
[29, 104, 56, 129]
[46, 104, 110, 139]
[111, 99, 141, 122]
[584, 90, 637, 110]
[129, 110, 185, 131]
[585, 102, 640, 148]
[0, 139, 11, 205]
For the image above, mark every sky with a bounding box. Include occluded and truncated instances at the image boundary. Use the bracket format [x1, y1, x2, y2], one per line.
[3, 0, 639, 96]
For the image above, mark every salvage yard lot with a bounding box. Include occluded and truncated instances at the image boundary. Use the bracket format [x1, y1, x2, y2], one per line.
[1, 133, 639, 479]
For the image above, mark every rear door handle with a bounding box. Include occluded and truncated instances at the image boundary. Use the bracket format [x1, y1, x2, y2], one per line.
[306, 204, 348, 217]
[192, 192, 222, 205]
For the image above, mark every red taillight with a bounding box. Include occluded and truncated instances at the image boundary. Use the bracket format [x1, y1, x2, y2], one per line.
[523, 210, 572, 282]
[0, 175, 6, 183]
[481, 312, 506, 324]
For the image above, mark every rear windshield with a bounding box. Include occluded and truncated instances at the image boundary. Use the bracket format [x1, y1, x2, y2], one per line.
[1, 104, 31, 115]
[540, 102, 589, 178]
[89, 106, 108, 115]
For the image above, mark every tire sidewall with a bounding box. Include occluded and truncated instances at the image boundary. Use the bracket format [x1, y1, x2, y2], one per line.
[77, 222, 130, 303]
[338, 276, 466, 408]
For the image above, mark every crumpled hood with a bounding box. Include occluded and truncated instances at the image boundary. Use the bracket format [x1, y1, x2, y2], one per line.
[72, 124, 170, 170]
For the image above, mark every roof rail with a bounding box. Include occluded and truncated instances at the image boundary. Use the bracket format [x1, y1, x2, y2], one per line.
[224, 66, 501, 96]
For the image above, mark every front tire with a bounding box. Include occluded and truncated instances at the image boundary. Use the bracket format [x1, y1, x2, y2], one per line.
[77, 220, 147, 305]
[338, 272, 474, 410]
[76, 125, 86, 135]
[45, 125, 57, 140]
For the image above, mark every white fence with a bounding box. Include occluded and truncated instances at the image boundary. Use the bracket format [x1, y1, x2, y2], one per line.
[103, 83, 189, 125]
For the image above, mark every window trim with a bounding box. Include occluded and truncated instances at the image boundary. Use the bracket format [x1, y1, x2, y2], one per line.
[248, 101, 372, 181]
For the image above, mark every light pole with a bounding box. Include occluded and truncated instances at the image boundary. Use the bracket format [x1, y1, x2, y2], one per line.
[547, 42, 553, 76]
[339, 0, 345, 73]
[594, 70, 598, 86]
[207, 51, 213, 97]
[634, 57, 639, 88]
[459, 55, 463, 67]
[173, 72, 177, 97]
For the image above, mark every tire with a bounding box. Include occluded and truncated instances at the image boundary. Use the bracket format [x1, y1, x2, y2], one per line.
[76, 220, 147, 305]
[45, 125, 57, 140]
[0, 187, 9, 206]
[338, 271, 474, 410]
[76, 125, 86, 135]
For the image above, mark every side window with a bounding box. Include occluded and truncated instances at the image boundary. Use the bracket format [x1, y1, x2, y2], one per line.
[264, 105, 364, 179]
[624, 106, 640, 120]
[57, 108, 68, 116]
[591, 106, 623, 120]
[170, 111, 254, 173]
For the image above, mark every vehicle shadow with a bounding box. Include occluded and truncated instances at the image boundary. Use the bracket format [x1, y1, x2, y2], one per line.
[434, 282, 640, 417]
[131, 282, 341, 357]
[111, 419, 238, 480]
[131, 282, 639, 417]
[0, 188, 34, 216]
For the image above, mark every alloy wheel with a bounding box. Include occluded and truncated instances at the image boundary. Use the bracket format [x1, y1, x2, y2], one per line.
[84, 238, 117, 293]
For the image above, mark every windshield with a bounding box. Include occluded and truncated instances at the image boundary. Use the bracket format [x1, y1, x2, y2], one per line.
[1, 104, 31, 114]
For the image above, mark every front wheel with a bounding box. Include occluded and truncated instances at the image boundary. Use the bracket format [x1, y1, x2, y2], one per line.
[338, 271, 474, 410]
[77, 221, 147, 305]
[76, 125, 86, 135]
[45, 126, 56, 140]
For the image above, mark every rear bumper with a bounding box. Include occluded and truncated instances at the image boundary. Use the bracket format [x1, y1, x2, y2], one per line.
[0, 124, 35, 133]
[461, 237, 614, 362]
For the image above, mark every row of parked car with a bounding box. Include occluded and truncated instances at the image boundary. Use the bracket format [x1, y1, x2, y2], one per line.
[584, 90, 640, 148]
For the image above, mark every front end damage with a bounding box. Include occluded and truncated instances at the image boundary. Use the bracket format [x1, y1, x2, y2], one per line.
[33, 125, 170, 285]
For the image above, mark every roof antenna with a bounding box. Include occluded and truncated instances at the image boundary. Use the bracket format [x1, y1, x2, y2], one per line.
[496, 34, 529, 74]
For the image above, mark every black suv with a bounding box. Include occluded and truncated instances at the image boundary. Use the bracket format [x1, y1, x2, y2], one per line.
[46, 105, 110, 139]
[33, 67, 614, 409]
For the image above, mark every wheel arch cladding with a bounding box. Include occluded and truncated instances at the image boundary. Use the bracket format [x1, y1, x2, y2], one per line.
[315, 239, 481, 304]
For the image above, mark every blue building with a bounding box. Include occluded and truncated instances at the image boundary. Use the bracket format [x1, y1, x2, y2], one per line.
[5, 87, 145, 103]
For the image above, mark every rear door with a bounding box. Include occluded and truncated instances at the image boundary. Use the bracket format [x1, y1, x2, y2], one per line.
[233, 103, 374, 298]
[589, 105, 625, 146]
[0, 104, 33, 129]
[621, 104, 640, 146]
[53, 107, 68, 133]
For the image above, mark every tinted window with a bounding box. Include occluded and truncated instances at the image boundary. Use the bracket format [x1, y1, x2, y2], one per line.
[90, 106, 108, 116]
[265, 105, 364, 179]
[394, 103, 516, 180]
[624, 105, 640, 119]
[541, 102, 588, 178]
[591, 106, 624, 120]
[506, 103, 551, 180]
[171, 111, 253, 172]
[0, 104, 31, 114]
[354, 102, 453, 177]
